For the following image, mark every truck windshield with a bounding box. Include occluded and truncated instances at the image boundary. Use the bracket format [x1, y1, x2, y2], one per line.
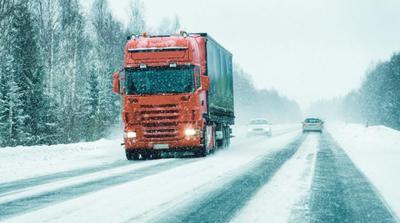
[125, 66, 194, 95]
[305, 118, 321, 123]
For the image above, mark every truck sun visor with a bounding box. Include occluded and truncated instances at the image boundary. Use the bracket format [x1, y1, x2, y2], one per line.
[128, 47, 188, 53]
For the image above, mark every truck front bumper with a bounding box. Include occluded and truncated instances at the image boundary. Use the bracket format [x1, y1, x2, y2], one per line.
[124, 136, 202, 151]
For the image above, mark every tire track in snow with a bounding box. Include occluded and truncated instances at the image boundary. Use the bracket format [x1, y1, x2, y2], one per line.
[154, 134, 306, 223]
[0, 160, 133, 197]
[231, 134, 318, 223]
[0, 159, 197, 221]
[309, 133, 398, 223]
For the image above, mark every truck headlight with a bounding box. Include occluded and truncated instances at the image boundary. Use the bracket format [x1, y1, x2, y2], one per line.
[125, 131, 137, 139]
[184, 128, 197, 137]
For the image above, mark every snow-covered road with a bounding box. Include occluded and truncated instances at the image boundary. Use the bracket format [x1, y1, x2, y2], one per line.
[0, 124, 399, 222]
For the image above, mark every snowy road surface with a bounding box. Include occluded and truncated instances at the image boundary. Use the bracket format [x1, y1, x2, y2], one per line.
[0, 124, 399, 222]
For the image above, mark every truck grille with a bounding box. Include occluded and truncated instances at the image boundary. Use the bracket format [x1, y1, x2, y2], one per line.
[139, 104, 180, 141]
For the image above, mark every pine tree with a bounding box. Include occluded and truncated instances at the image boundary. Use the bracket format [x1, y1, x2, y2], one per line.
[8, 2, 39, 145]
[30, 66, 60, 144]
[80, 69, 100, 141]
[0, 73, 9, 146]
[0, 67, 27, 147]
[57, 0, 90, 142]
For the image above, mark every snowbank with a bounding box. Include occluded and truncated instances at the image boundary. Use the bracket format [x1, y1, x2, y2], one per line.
[0, 139, 124, 183]
[328, 123, 400, 218]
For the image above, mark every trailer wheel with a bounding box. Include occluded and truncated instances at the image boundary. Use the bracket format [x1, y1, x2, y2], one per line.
[224, 126, 231, 147]
[218, 126, 230, 149]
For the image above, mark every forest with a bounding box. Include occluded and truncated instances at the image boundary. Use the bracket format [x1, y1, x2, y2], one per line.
[309, 53, 400, 130]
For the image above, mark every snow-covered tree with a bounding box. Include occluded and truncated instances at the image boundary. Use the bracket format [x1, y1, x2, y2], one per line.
[31, 0, 61, 95]
[90, 0, 125, 136]
[0, 65, 27, 146]
[126, 0, 146, 35]
[8, 2, 43, 145]
[80, 70, 101, 141]
[156, 15, 181, 35]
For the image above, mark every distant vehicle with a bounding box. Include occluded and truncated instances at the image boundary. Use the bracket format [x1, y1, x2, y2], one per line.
[302, 118, 324, 133]
[247, 119, 272, 136]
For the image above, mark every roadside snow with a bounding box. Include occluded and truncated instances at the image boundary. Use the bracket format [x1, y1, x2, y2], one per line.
[328, 123, 400, 219]
[0, 139, 125, 183]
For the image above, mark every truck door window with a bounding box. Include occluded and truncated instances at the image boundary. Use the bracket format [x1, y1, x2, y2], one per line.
[194, 66, 201, 89]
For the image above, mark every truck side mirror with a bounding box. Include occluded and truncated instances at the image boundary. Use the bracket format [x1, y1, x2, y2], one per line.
[113, 72, 120, 94]
[201, 76, 210, 91]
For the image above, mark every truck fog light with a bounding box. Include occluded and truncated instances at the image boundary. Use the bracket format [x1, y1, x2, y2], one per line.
[184, 128, 197, 137]
[125, 131, 137, 138]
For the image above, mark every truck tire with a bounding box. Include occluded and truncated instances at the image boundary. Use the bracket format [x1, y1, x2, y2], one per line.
[224, 126, 231, 147]
[126, 150, 140, 160]
[195, 147, 207, 157]
[195, 127, 212, 157]
[140, 151, 150, 160]
[151, 151, 161, 159]
[126, 151, 133, 160]
[132, 152, 140, 160]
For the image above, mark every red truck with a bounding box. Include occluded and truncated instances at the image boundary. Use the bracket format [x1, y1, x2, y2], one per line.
[113, 32, 234, 160]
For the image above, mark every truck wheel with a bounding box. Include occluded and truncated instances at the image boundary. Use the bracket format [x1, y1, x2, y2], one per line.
[195, 147, 207, 157]
[126, 151, 133, 160]
[126, 151, 140, 160]
[151, 151, 161, 159]
[132, 152, 140, 160]
[195, 127, 211, 157]
[140, 151, 150, 160]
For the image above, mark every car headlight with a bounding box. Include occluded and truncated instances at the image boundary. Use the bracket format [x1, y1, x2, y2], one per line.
[124, 131, 137, 139]
[184, 128, 197, 137]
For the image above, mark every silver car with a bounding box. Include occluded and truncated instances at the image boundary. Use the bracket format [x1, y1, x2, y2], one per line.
[302, 118, 324, 133]
[247, 119, 272, 136]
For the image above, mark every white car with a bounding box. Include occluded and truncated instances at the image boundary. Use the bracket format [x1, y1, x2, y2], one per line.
[302, 118, 324, 133]
[247, 119, 272, 136]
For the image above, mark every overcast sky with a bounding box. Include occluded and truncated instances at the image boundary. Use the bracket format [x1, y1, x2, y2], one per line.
[90, 0, 400, 108]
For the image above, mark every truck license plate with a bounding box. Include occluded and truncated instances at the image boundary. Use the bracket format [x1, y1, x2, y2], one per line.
[153, 144, 169, 150]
